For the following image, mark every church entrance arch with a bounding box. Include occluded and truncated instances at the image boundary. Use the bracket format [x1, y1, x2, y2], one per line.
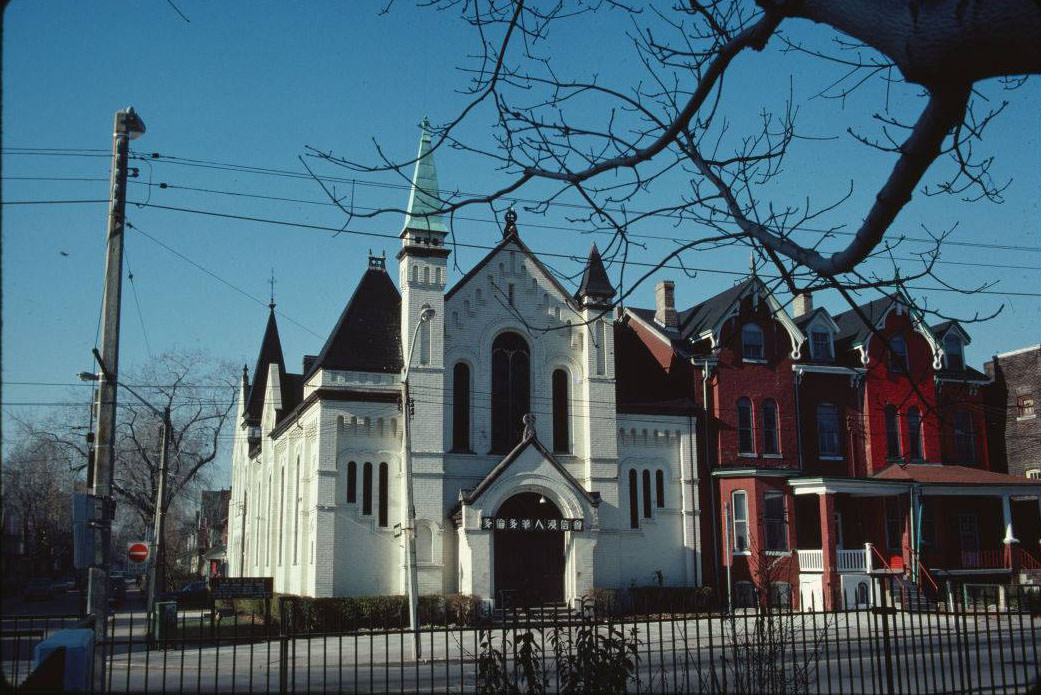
[493, 492, 565, 608]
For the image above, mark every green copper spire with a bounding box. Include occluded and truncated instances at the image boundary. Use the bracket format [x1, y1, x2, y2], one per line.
[402, 117, 449, 236]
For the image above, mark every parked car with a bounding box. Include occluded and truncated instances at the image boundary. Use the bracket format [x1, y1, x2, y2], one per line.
[23, 577, 54, 602]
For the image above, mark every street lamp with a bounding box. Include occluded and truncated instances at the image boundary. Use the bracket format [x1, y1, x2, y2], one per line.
[401, 306, 434, 660]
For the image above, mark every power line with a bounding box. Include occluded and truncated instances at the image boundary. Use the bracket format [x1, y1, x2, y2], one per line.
[132, 200, 1041, 298]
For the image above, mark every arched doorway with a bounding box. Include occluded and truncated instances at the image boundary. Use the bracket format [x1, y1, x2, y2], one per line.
[493, 492, 565, 607]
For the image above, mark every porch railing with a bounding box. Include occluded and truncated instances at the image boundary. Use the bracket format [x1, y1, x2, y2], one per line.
[837, 548, 870, 573]
[796, 549, 823, 571]
[960, 549, 1006, 569]
[1017, 547, 1041, 570]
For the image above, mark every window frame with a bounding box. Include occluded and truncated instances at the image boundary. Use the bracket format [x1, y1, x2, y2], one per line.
[816, 403, 842, 459]
[888, 334, 909, 373]
[811, 329, 833, 362]
[953, 410, 975, 463]
[737, 398, 755, 455]
[906, 406, 924, 461]
[763, 491, 788, 553]
[761, 399, 779, 455]
[943, 333, 964, 371]
[552, 369, 570, 454]
[452, 362, 472, 452]
[741, 323, 765, 362]
[1018, 395, 1035, 419]
[731, 490, 749, 554]
[884, 405, 902, 460]
[628, 469, 639, 529]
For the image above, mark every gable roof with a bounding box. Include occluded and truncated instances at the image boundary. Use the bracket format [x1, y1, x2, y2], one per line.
[674, 279, 753, 341]
[575, 243, 615, 304]
[306, 266, 403, 377]
[444, 224, 577, 308]
[463, 431, 600, 507]
[245, 307, 287, 422]
[831, 295, 896, 346]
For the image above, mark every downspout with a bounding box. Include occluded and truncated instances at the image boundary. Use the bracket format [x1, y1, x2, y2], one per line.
[698, 359, 723, 600]
[686, 413, 700, 587]
[793, 369, 804, 473]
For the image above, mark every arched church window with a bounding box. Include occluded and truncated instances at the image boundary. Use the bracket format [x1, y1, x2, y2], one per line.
[346, 461, 357, 504]
[656, 469, 665, 508]
[552, 369, 569, 453]
[423, 266, 430, 285]
[362, 462, 373, 516]
[419, 310, 431, 365]
[642, 469, 652, 519]
[491, 332, 530, 453]
[453, 363, 471, 451]
[378, 462, 389, 527]
[628, 469, 639, 529]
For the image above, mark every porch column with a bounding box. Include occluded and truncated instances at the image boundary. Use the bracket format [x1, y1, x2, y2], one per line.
[819, 493, 839, 611]
[1002, 495, 1018, 545]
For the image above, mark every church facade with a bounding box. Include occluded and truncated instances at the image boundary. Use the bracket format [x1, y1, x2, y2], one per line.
[226, 125, 701, 605]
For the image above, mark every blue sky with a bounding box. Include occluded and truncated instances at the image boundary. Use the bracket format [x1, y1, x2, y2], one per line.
[3, 1, 1039, 467]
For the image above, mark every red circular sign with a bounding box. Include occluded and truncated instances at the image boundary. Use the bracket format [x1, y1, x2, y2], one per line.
[128, 542, 150, 563]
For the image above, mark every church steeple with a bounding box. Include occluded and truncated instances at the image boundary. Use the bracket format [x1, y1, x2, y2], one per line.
[244, 305, 286, 424]
[575, 243, 616, 309]
[401, 117, 449, 245]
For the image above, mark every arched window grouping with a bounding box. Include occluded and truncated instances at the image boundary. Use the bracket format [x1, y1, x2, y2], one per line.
[349, 460, 390, 528]
[491, 332, 530, 453]
[628, 467, 667, 529]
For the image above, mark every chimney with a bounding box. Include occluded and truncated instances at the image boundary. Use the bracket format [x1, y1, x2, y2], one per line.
[793, 292, 813, 318]
[655, 280, 678, 329]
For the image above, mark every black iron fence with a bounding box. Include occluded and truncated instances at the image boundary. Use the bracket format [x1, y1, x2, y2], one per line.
[4, 592, 1040, 694]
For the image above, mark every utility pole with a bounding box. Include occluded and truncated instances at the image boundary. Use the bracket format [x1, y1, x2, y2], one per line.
[400, 307, 434, 661]
[88, 106, 145, 689]
[147, 407, 172, 617]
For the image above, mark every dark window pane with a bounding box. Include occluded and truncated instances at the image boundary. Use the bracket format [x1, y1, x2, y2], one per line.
[628, 469, 639, 529]
[907, 407, 922, 460]
[453, 363, 470, 451]
[362, 462, 373, 516]
[655, 470, 665, 508]
[491, 332, 530, 453]
[885, 406, 901, 459]
[347, 461, 357, 503]
[378, 462, 388, 527]
[642, 469, 652, 519]
[762, 400, 778, 455]
[552, 370, 569, 453]
[737, 398, 754, 453]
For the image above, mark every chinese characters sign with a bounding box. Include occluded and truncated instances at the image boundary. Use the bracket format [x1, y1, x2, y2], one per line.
[481, 517, 585, 532]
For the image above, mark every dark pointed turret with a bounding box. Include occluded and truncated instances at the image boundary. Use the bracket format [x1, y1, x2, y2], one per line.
[245, 306, 287, 423]
[575, 243, 616, 309]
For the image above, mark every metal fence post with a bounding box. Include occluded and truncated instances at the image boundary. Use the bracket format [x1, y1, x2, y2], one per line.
[279, 596, 290, 695]
[876, 579, 896, 695]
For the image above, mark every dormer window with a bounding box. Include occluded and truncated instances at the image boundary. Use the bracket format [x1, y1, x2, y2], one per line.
[888, 334, 908, 373]
[943, 333, 964, 371]
[742, 323, 765, 361]
[811, 329, 833, 362]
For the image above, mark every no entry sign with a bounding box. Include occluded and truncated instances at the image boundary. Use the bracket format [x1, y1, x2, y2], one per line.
[127, 542, 150, 564]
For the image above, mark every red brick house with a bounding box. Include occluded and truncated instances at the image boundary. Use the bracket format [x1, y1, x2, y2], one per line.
[625, 277, 1041, 610]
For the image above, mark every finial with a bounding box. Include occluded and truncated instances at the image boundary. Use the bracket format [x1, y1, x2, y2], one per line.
[268, 268, 276, 309]
[503, 207, 518, 238]
[421, 116, 431, 131]
[522, 412, 536, 439]
[242, 364, 249, 387]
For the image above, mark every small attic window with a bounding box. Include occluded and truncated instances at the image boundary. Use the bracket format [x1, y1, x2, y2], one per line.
[944, 332, 964, 371]
[888, 334, 908, 373]
[811, 329, 833, 362]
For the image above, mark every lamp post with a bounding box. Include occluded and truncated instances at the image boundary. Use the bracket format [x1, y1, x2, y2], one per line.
[401, 306, 434, 661]
[87, 106, 144, 688]
[80, 345, 170, 620]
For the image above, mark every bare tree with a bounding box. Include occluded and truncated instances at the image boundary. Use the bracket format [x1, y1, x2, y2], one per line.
[305, 0, 1037, 316]
[20, 350, 237, 537]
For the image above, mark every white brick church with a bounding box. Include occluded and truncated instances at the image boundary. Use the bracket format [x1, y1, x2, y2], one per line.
[226, 124, 701, 606]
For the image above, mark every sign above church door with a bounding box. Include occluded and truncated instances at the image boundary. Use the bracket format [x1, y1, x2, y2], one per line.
[481, 517, 585, 532]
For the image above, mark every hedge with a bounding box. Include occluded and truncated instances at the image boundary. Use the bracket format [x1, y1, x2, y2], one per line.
[228, 593, 484, 633]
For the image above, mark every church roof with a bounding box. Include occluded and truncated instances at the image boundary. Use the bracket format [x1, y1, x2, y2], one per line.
[575, 243, 615, 304]
[402, 118, 448, 236]
[306, 265, 403, 377]
[245, 307, 287, 422]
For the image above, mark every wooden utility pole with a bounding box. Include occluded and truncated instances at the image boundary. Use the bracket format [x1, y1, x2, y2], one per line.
[88, 106, 144, 689]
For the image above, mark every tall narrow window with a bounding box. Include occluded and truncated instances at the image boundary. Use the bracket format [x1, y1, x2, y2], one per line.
[907, 407, 923, 460]
[491, 332, 530, 453]
[655, 470, 665, 508]
[552, 369, 569, 453]
[742, 323, 765, 360]
[294, 457, 301, 564]
[419, 314, 431, 365]
[362, 462, 373, 516]
[884, 405, 901, 459]
[762, 399, 779, 455]
[954, 410, 975, 463]
[817, 403, 840, 457]
[628, 469, 639, 529]
[737, 398, 754, 454]
[378, 462, 388, 527]
[278, 467, 285, 565]
[888, 335, 908, 373]
[346, 461, 357, 503]
[731, 491, 748, 552]
[453, 363, 471, 452]
[763, 492, 788, 551]
[944, 333, 964, 371]
[642, 469, 652, 519]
